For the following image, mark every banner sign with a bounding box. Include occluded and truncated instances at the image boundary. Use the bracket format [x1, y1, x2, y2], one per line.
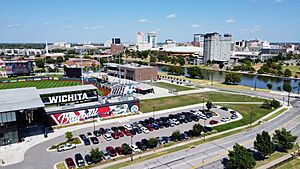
[50, 101, 140, 125]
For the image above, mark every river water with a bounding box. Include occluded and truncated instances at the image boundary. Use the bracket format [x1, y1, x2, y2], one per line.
[157, 65, 300, 94]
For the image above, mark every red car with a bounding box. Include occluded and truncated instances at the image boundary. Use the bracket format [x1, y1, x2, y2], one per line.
[111, 132, 119, 139]
[106, 146, 117, 157]
[209, 120, 218, 125]
[118, 131, 124, 137]
[99, 128, 106, 135]
[115, 147, 123, 155]
[123, 129, 132, 136]
[146, 125, 154, 131]
[65, 158, 76, 169]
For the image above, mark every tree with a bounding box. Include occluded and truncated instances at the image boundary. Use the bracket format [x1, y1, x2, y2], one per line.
[121, 143, 132, 155]
[187, 66, 202, 78]
[192, 123, 203, 137]
[150, 55, 157, 63]
[35, 59, 45, 68]
[266, 83, 273, 90]
[148, 137, 159, 148]
[273, 128, 297, 151]
[56, 56, 64, 63]
[284, 69, 292, 77]
[283, 81, 292, 106]
[224, 73, 241, 85]
[254, 131, 275, 158]
[227, 144, 256, 169]
[65, 131, 73, 141]
[172, 130, 181, 141]
[277, 86, 282, 91]
[206, 101, 213, 111]
[90, 148, 102, 163]
[177, 57, 185, 66]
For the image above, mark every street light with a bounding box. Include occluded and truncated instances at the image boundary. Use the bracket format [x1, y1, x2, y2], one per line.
[130, 135, 133, 161]
[153, 106, 156, 119]
[249, 107, 253, 128]
[202, 98, 206, 141]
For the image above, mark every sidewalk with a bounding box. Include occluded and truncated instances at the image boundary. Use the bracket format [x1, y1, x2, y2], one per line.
[256, 154, 293, 169]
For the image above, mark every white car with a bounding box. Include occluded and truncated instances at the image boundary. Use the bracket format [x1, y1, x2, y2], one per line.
[103, 133, 112, 141]
[171, 119, 180, 125]
[123, 124, 133, 130]
[57, 143, 76, 152]
[130, 144, 140, 152]
[221, 117, 230, 122]
[141, 127, 149, 134]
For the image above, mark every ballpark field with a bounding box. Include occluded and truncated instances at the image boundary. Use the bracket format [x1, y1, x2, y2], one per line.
[0, 80, 81, 90]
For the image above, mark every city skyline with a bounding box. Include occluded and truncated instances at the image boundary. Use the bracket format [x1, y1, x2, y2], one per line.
[0, 0, 299, 43]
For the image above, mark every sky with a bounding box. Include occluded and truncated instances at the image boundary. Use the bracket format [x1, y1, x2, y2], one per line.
[0, 0, 299, 43]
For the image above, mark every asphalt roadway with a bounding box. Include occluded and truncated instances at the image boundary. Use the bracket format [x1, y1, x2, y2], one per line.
[1, 106, 232, 169]
[122, 100, 300, 169]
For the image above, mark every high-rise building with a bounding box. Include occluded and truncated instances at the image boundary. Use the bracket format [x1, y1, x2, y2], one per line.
[147, 32, 157, 48]
[193, 34, 204, 48]
[136, 32, 144, 44]
[203, 32, 232, 63]
[112, 37, 121, 45]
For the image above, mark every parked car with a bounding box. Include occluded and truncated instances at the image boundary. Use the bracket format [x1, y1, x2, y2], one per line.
[221, 117, 230, 122]
[209, 120, 219, 125]
[105, 128, 113, 134]
[146, 125, 154, 131]
[99, 128, 106, 135]
[141, 127, 149, 134]
[75, 153, 85, 167]
[141, 139, 150, 148]
[117, 126, 126, 131]
[106, 146, 117, 157]
[230, 110, 236, 115]
[130, 129, 137, 135]
[103, 133, 112, 141]
[123, 124, 132, 130]
[158, 137, 166, 145]
[57, 143, 76, 152]
[111, 132, 119, 139]
[136, 141, 147, 151]
[84, 154, 93, 165]
[93, 130, 101, 137]
[90, 137, 99, 144]
[117, 131, 124, 137]
[111, 127, 119, 132]
[130, 144, 140, 153]
[65, 158, 76, 169]
[87, 132, 93, 138]
[220, 107, 229, 111]
[101, 150, 111, 160]
[231, 114, 238, 119]
[79, 134, 87, 140]
[115, 147, 123, 155]
[161, 136, 171, 143]
[123, 129, 132, 136]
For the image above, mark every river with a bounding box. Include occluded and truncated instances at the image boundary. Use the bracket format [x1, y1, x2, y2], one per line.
[157, 65, 300, 94]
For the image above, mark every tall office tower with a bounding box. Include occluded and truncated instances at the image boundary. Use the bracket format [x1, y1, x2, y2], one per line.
[112, 37, 121, 45]
[193, 34, 205, 48]
[147, 32, 157, 48]
[136, 32, 144, 44]
[203, 32, 232, 63]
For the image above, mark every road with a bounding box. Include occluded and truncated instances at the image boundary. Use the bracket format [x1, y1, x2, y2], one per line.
[0, 106, 233, 169]
[123, 101, 300, 169]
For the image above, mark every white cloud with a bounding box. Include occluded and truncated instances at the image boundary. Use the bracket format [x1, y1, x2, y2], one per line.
[273, 0, 283, 3]
[43, 22, 49, 25]
[138, 19, 148, 23]
[166, 13, 176, 19]
[4, 23, 22, 28]
[61, 25, 72, 29]
[84, 25, 104, 30]
[226, 18, 236, 23]
[191, 24, 200, 28]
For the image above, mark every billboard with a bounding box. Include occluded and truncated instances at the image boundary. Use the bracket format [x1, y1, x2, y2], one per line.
[49, 101, 140, 125]
[5, 61, 34, 76]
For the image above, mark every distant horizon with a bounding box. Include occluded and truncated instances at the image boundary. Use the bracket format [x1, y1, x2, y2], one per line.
[1, 0, 300, 43]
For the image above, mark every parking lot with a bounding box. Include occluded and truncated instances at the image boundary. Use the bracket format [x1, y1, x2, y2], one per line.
[54, 105, 241, 168]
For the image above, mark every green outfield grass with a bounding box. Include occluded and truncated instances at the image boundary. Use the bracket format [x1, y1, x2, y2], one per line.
[0, 80, 81, 90]
[140, 91, 266, 113]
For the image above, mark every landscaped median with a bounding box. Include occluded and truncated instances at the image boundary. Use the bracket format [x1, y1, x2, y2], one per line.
[48, 137, 81, 151]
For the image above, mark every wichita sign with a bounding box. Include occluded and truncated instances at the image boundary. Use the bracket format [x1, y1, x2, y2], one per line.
[48, 93, 89, 104]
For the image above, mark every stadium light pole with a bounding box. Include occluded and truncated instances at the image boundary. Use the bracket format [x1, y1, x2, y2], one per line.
[80, 55, 84, 85]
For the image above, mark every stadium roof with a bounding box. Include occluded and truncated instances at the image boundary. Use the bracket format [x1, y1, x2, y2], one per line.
[0, 87, 45, 113]
[37, 84, 97, 95]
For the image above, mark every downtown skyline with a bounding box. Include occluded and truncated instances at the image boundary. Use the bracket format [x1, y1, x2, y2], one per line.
[0, 0, 299, 43]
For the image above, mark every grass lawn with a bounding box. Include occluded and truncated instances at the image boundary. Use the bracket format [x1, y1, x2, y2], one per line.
[275, 158, 300, 169]
[214, 83, 270, 93]
[159, 72, 211, 85]
[0, 80, 81, 90]
[140, 91, 266, 113]
[213, 104, 275, 132]
[255, 145, 299, 168]
[152, 82, 196, 92]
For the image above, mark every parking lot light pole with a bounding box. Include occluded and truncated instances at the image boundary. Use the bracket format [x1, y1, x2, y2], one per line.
[153, 106, 156, 119]
[249, 107, 253, 128]
[131, 135, 133, 161]
[93, 116, 96, 132]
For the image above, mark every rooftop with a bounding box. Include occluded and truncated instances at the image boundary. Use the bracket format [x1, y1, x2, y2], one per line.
[38, 84, 97, 95]
[0, 87, 44, 113]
